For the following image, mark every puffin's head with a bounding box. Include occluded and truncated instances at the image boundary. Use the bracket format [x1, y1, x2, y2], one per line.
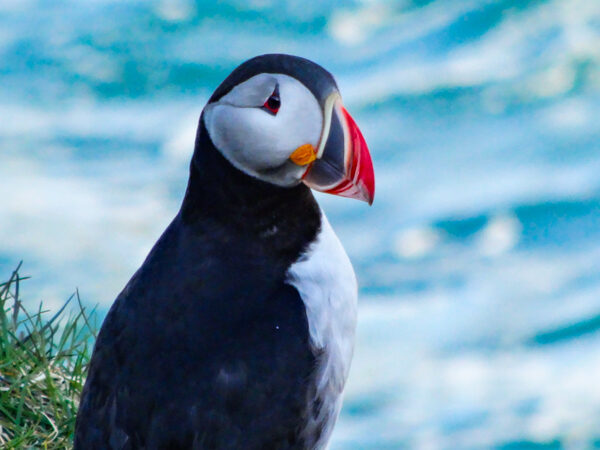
[202, 54, 375, 204]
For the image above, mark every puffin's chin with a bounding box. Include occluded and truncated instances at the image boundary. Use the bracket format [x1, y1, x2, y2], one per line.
[254, 161, 307, 188]
[213, 146, 307, 188]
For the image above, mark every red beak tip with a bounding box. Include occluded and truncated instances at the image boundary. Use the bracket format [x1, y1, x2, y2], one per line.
[363, 187, 375, 206]
[357, 181, 374, 205]
[340, 107, 375, 205]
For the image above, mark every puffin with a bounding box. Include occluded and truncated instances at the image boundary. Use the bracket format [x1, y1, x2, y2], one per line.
[74, 54, 375, 450]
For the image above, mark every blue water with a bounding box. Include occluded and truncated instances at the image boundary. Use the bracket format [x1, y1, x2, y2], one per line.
[2, 0, 600, 447]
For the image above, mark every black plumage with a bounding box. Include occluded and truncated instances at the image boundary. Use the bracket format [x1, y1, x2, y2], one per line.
[208, 54, 337, 106]
[75, 115, 325, 450]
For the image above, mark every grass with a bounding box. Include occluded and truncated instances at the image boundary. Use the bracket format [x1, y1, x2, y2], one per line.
[0, 263, 97, 449]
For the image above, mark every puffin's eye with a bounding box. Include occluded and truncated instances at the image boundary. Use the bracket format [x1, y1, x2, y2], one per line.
[262, 86, 280, 115]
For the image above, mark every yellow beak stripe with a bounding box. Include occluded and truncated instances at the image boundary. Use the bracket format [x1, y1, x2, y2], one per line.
[289, 143, 317, 166]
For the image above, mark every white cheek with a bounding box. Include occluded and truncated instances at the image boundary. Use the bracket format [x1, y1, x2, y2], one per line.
[206, 105, 286, 170]
[204, 75, 323, 176]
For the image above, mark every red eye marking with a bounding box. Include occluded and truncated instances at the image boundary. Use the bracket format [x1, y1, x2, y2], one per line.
[262, 86, 280, 115]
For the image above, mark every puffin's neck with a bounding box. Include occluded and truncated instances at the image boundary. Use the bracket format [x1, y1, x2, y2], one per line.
[180, 116, 320, 243]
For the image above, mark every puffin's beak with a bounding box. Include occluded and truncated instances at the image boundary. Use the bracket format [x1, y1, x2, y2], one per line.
[299, 93, 375, 204]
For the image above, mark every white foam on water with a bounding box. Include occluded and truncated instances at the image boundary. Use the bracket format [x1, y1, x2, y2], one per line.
[393, 226, 441, 259]
[476, 214, 521, 257]
[338, 0, 600, 105]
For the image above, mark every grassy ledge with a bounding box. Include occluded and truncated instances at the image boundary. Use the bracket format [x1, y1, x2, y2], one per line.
[0, 263, 97, 449]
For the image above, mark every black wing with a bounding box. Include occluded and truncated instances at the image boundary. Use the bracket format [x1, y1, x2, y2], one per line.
[74, 216, 318, 450]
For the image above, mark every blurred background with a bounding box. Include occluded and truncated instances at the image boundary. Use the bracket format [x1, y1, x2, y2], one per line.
[1, 0, 600, 447]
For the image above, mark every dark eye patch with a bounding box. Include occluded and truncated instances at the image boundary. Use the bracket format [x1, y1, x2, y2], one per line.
[262, 84, 280, 115]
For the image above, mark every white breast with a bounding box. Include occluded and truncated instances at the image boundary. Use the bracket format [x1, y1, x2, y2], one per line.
[286, 210, 358, 449]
